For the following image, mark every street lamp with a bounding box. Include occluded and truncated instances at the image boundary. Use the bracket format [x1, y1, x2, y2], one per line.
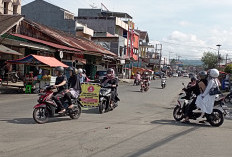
[216, 44, 222, 67]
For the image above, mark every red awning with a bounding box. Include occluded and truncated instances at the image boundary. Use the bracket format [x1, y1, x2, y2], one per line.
[11, 34, 81, 52]
[7, 54, 68, 68]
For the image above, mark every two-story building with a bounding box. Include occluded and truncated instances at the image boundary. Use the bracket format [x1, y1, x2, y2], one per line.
[0, 0, 21, 15]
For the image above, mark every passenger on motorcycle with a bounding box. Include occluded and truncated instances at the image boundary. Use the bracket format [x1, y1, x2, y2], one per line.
[52, 66, 68, 114]
[101, 68, 119, 110]
[196, 69, 220, 121]
[182, 71, 208, 123]
[77, 68, 87, 83]
[64, 67, 82, 109]
[141, 72, 150, 85]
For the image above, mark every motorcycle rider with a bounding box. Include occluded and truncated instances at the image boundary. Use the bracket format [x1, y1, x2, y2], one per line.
[64, 67, 82, 109]
[101, 68, 119, 111]
[52, 66, 68, 114]
[77, 68, 87, 83]
[182, 71, 208, 123]
[134, 72, 141, 85]
[196, 69, 220, 121]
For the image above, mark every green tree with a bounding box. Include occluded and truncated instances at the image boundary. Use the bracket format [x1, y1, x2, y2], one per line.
[201, 52, 218, 69]
[224, 64, 232, 73]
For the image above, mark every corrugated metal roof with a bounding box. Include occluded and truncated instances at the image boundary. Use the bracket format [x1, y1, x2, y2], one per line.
[0, 15, 24, 35]
[23, 19, 116, 57]
[11, 34, 81, 52]
[0, 44, 22, 55]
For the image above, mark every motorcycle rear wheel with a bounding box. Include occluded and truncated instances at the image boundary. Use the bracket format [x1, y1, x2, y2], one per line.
[69, 105, 81, 119]
[33, 107, 49, 124]
[208, 109, 224, 127]
[173, 106, 184, 121]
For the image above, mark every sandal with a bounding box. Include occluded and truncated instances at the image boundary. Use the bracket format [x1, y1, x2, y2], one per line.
[58, 109, 66, 114]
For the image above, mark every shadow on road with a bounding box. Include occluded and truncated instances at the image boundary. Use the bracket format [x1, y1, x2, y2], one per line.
[82, 108, 99, 114]
[151, 119, 211, 127]
[126, 127, 199, 157]
[0, 117, 72, 124]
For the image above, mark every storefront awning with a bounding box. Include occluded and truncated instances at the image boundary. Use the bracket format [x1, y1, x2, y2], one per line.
[0, 44, 22, 55]
[7, 54, 68, 68]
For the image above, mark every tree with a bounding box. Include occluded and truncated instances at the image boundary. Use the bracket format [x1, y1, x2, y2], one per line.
[201, 52, 218, 69]
[224, 64, 232, 73]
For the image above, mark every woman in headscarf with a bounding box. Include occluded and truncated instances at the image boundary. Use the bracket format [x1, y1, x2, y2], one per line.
[196, 68, 220, 121]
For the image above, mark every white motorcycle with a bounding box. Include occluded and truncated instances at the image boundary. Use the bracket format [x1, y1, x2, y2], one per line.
[173, 83, 226, 127]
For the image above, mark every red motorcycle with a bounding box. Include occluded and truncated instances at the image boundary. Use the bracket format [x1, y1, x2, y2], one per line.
[140, 80, 149, 92]
[33, 86, 82, 124]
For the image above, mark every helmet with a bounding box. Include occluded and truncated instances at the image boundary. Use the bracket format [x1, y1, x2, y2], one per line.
[55, 66, 64, 74]
[78, 68, 83, 74]
[210, 69, 219, 78]
[191, 77, 197, 82]
[107, 68, 114, 74]
[67, 67, 77, 75]
[83, 69, 86, 74]
[198, 71, 207, 80]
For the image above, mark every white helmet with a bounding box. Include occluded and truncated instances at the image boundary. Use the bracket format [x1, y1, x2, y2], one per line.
[210, 69, 219, 78]
[78, 68, 83, 74]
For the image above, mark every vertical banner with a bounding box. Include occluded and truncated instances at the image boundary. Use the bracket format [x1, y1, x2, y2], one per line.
[80, 83, 101, 107]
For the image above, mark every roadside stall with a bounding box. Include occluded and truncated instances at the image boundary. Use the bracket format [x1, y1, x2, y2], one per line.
[6, 54, 68, 93]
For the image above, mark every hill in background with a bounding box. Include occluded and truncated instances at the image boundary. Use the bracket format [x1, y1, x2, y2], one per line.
[181, 60, 203, 66]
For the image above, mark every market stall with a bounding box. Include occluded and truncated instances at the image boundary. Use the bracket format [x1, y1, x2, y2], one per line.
[7, 54, 68, 92]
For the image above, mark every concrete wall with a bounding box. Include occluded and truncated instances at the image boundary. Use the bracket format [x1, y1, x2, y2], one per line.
[77, 17, 116, 35]
[22, 0, 76, 34]
[0, 0, 21, 15]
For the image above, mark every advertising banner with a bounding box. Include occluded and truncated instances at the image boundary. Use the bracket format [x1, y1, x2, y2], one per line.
[80, 83, 101, 107]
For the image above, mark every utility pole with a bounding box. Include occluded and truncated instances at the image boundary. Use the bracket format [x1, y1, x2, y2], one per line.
[216, 44, 222, 68]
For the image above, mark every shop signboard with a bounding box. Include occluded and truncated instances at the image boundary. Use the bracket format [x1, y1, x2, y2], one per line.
[80, 83, 101, 107]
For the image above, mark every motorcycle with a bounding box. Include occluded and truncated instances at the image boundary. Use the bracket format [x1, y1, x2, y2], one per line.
[98, 83, 119, 114]
[134, 79, 141, 86]
[161, 78, 166, 89]
[224, 91, 232, 104]
[173, 83, 226, 127]
[33, 86, 82, 124]
[140, 80, 149, 92]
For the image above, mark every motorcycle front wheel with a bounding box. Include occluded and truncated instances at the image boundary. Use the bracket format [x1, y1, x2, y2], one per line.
[33, 107, 49, 124]
[173, 106, 184, 121]
[207, 109, 224, 127]
[99, 100, 107, 114]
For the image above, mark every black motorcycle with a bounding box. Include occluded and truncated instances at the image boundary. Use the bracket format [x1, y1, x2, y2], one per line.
[33, 86, 82, 124]
[98, 83, 119, 114]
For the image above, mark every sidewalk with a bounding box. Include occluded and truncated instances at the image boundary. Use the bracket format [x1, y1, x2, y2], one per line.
[0, 85, 23, 94]
[119, 79, 134, 84]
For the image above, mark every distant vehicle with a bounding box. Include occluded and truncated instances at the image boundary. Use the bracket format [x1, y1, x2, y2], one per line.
[183, 73, 189, 77]
[95, 70, 107, 82]
[173, 73, 178, 77]
[188, 73, 195, 78]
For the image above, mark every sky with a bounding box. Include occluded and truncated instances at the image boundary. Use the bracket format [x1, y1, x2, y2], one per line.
[21, 0, 232, 60]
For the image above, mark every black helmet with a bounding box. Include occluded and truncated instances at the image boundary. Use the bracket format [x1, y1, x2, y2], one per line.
[198, 71, 207, 80]
[55, 66, 64, 74]
[107, 68, 114, 74]
[67, 67, 77, 75]
[191, 76, 197, 82]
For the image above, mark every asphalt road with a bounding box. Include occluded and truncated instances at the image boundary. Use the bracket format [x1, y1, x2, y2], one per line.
[0, 77, 232, 157]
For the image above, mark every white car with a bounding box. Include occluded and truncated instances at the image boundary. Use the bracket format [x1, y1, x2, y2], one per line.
[173, 73, 178, 77]
[183, 73, 189, 77]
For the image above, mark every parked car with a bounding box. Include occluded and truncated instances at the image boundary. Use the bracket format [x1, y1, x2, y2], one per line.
[173, 73, 178, 77]
[183, 73, 189, 77]
[95, 70, 107, 82]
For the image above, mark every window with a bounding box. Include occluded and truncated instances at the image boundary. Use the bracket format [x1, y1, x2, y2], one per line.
[13, 5, 18, 15]
[4, 2, 9, 14]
